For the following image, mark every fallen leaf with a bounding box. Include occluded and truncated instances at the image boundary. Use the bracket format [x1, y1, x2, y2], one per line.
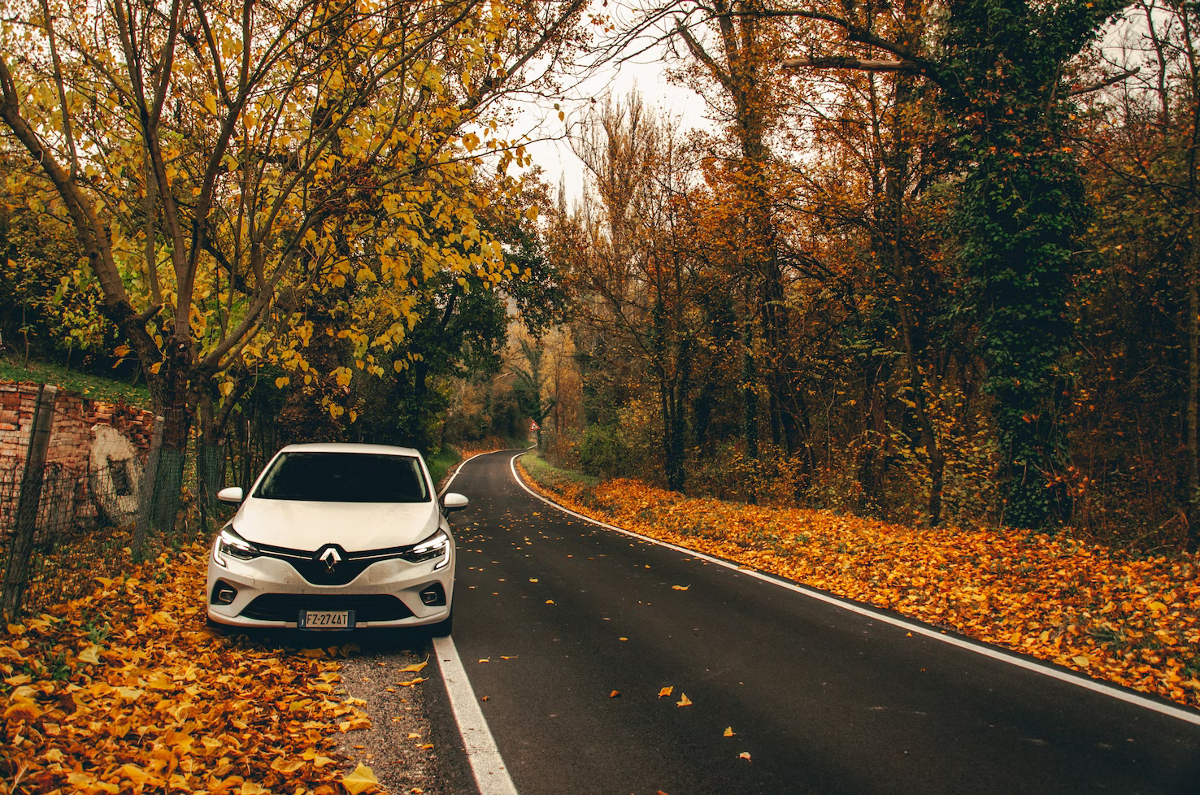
[739, 752, 751, 761]
[418, 743, 434, 750]
[658, 686, 673, 698]
[77, 645, 102, 664]
[723, 727, 735, 737]
[672, 585, 689, 591]
[270, 758, 305, 774]
[342, 763, 379, 794]
[676, 693, 692, 707]
[609, 690, 620, 698]
[398, 660, 428, 673]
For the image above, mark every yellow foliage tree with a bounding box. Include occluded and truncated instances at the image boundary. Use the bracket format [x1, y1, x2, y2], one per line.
[0, 0, 586, 510]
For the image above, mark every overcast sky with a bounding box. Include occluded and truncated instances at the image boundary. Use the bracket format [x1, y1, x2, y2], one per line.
[513, 46, 715, 205]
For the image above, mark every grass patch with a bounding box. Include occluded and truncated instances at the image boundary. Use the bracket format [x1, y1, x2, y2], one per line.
[0, 356, 151, 408]
[427, 447, 462, 488]
[519, 453, 600, 491]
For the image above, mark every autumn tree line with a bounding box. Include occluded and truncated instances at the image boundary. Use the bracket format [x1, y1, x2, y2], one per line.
[540, 0, 1200, 552]
[1, 0, 1198, 551]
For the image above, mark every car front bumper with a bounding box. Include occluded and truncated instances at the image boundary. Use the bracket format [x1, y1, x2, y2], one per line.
[205, 541, 455, 629]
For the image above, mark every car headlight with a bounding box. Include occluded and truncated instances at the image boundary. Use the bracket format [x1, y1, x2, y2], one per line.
[213, 526, 259, 567]
[401, 529, 449, 564]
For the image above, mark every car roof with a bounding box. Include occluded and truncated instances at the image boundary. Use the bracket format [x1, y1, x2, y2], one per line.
[276, 442, 423, 457]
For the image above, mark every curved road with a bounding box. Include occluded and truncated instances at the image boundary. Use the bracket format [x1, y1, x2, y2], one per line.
[438, 450, 1200, 794]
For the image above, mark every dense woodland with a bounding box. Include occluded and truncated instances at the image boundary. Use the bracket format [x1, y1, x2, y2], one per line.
[1, 0, 1199, 551]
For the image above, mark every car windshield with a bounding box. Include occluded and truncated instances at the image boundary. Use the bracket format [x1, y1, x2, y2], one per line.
[254, 452, 430, 503]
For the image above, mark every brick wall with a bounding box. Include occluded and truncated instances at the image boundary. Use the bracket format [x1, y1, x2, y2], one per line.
[0, 380, 157, 531]
[0, 381, 156, 471]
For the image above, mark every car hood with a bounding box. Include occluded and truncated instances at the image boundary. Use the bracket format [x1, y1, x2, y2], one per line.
[234, 498, 441, 552]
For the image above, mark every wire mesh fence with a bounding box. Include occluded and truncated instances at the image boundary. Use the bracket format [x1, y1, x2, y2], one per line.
[0, 385, 205, 620]
[0, 456, 140, 616]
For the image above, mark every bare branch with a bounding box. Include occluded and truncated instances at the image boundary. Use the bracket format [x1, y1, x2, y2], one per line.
[782, 56, 921, 73]
[1068, 67, 1141, 96]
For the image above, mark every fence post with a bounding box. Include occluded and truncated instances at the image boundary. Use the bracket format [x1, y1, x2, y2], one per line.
[2, 384, 57, 620]
[132, 415, 164, 563]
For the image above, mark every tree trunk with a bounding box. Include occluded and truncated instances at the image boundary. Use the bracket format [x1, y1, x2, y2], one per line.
[1188, 214, 1199, 551]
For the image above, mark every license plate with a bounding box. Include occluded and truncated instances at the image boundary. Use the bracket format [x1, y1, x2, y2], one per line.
[298, 610, 355, 630]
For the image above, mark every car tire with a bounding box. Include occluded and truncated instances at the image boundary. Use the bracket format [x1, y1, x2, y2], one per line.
[430, 606, 454, 637]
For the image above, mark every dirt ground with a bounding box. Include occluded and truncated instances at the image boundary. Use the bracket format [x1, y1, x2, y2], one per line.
[338, 636, 450, 795]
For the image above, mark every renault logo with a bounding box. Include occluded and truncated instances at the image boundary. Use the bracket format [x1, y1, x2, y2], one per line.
[318, 546, 342, 572]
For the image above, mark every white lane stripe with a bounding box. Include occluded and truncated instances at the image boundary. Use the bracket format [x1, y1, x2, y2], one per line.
[508, 452, 1200, 728]
[433, 635, 519, 795]
[437, 452, 520, 795]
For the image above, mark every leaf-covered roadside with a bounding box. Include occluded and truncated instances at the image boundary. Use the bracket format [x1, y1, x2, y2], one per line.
[0, 547, 380, 794]
[518, 459, 1200, 711]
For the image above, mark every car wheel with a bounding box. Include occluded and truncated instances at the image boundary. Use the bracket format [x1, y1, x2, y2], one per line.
[430, 607, 454, 637]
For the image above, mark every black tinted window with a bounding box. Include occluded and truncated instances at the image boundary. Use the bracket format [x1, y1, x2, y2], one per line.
[255, 452, 429, 503]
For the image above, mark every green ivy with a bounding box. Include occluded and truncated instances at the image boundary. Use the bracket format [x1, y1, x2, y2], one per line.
[940, 0, 1124, 527]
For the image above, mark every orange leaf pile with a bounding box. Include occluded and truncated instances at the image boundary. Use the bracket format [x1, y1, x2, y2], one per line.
[0, 546, 377, 794]
[520, 464, 1200, 710]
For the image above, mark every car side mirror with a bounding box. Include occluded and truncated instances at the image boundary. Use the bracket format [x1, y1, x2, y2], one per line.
[216, 487, 245, 505]
[442, 492, 469, 512]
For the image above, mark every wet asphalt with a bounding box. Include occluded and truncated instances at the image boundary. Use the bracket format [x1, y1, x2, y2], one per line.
[438, 450, 1200, 795]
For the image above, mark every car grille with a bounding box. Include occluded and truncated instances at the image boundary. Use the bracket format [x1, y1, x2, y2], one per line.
[240, 594, 414, 623]
[253, 541, 418, 586]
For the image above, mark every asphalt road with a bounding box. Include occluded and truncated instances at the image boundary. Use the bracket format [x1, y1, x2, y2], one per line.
[443, 450, 1200, 795]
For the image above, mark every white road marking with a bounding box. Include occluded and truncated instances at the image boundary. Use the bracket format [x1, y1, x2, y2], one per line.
[433, 635, 519, 795]
[437, 453, 520, 795]
[508, 452, 1200, 728]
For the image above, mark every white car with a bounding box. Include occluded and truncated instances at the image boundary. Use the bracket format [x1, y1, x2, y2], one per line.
[206, 442, 465, 634]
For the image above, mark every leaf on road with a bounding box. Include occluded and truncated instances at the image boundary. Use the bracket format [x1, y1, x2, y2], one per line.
[609, 690, 621, 698]
[676, 693, 692, 707]
[671, 585, 690, 591]
[739, 752, 751, 761]
[657, 686, 673, 698]
[723, 727, 735, 737]
[478, 658, 490, 663]
[342, 763, 379, 794]
[530, 578, 539, 583]
[398, 659, 428, 673]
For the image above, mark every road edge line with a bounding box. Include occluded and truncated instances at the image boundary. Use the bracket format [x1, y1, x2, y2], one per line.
[508, 452, 1200, 728]
[435, 452, 520, 795]
[432, 635, 519, 795]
